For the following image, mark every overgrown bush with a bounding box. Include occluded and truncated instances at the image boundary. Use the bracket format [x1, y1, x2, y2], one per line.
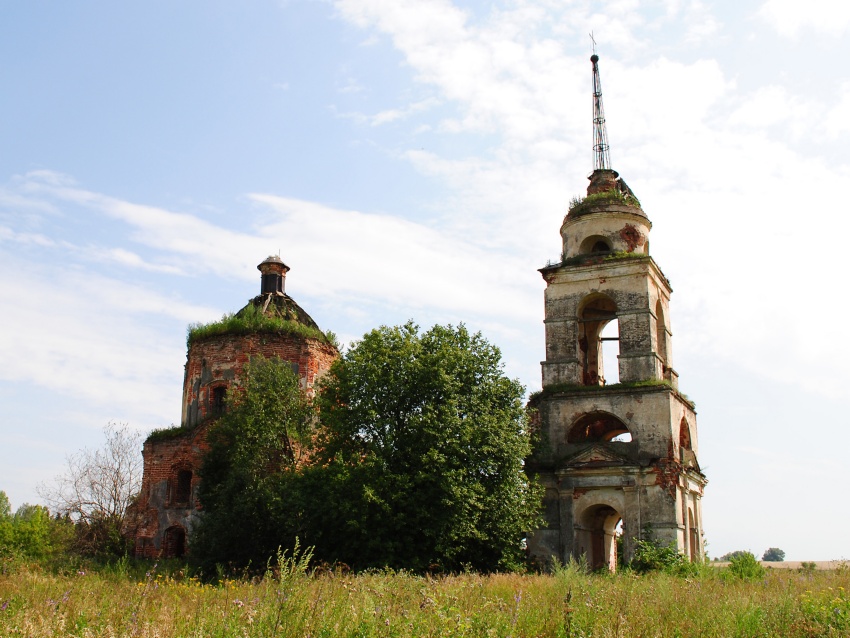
[629, 538, 698, 576]
[726, 551, 766, 581]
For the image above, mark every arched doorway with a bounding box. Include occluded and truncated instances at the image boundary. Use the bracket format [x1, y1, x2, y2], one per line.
[162, 525, 186, 559]
[577, 504, 623, 571]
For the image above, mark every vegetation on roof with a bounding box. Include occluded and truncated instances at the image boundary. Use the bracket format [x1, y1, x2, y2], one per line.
[146, 424, 189, 443]
[187, 303, 329, 346]
[568, 188, 641, 217]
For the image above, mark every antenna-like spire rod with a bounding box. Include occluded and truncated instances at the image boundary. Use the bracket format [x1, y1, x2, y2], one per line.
[589, 36, 612, 171]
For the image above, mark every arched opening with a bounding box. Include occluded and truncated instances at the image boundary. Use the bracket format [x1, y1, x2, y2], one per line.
[688, 509, 698, 562]
[655, 300, 668, 373]
[568, 412, 631, 444]
[577, 504, 623, 571]
[579, 235, 612, 255]
[679, 418, 692, 451]
[578, 294, 617, 386]
[211, 385, 227, 416]
[162, 525, 186, 559]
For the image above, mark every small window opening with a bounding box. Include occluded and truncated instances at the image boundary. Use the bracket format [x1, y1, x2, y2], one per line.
[211, 386, 226, 415]
[679, 419, 692, 450]
[174, 469, 192, 505]
[592, 240, 610, 253]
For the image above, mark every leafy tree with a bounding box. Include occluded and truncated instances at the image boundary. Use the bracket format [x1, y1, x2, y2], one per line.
[0, 496, 73, 561]
[313, 322, 541, 572]
[0, 491, 10, 519]
[762, 547, 785, 562]
[37, 422, 143, 556]
[192, 355, 315, 574]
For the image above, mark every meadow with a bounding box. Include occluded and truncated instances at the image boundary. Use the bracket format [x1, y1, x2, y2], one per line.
[2, 552, 850, 638]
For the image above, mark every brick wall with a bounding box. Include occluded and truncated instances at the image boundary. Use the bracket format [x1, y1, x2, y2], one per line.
[130, 330, 338, 558]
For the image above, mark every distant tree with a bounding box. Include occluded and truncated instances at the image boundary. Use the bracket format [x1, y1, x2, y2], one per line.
[313, 322, 542, 572]
[719, 550, 750, 562]
[37, 422, 143, 556]
[0, 496, 73, 560]
[762, 547, 785, 562]
[192, 355, 316, 574]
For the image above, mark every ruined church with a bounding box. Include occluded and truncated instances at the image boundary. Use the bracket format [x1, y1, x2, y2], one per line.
[525, 54, 706, 569]
[129, 53, 705, 567]
[128, 257, 338, 558]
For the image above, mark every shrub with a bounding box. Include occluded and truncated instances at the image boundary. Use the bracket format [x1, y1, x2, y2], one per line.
[726, 551, 766, 581]
[629, 538, 697, 576]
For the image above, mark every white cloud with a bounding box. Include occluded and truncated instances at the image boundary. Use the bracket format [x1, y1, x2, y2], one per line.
[328, 0, 850, 400]
[759, 0, 850, 37]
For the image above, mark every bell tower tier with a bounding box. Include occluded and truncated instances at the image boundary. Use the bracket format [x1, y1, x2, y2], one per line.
[526, 51, 706, 571]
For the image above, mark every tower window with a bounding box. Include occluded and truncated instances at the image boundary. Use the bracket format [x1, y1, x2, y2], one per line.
[578, 294, 618, 386]
[579, 235, 612, 255]
[211, 386, 226, 415]
[568, 412, 631, 443]
[170, 469, 193, 506]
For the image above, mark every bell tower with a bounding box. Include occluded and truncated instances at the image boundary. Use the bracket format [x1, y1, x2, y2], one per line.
[527, 52, 706, 570]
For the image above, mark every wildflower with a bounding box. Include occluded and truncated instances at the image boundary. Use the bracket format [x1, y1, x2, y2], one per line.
[1, 601, 8, 612]
[234, 599, 244, 608]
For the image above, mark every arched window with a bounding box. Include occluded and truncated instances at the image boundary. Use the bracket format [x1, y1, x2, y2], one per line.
[578, 294, 618, 386]
[579, 235, 612, 255]
[568, 412, 631, 444]
[211, 386, 227, 416]
[679, 418, 692, 451]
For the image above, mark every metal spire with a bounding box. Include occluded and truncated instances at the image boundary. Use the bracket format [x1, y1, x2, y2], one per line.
[589, 35, 612, 171]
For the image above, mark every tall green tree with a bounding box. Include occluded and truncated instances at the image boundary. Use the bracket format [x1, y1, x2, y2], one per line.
[192, 355, 315, 573]
[313, 322, 541, 572]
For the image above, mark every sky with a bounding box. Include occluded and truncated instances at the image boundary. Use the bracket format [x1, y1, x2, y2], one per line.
[1, 0, 848, 561]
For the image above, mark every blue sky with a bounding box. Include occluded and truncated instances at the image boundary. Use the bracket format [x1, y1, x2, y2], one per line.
[2, 0, 849, 561]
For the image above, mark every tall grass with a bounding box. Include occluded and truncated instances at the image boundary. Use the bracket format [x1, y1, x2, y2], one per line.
[2, 556, 849, 637]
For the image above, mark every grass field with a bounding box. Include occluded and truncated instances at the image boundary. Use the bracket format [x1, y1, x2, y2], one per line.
[2, 555, 850, 637]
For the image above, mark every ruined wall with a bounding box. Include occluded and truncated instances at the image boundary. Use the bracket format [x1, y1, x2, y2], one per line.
[182, 332, 338, 428]
[130, 425, 209, 559]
